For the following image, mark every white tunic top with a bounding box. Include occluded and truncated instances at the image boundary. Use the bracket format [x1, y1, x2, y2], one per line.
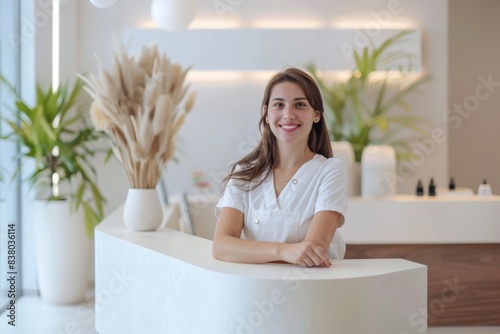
[216, 154, 348, 259]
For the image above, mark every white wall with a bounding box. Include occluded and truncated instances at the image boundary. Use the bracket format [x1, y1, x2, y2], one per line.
[76, 0, 449, 213]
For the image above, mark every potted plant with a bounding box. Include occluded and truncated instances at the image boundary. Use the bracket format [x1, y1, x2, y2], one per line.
[307, 30, 432, 163]
[0, 75, 106, 304]
[81, 43, 196, 232]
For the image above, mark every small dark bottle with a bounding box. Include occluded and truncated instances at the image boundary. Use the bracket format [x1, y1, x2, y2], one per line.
[416, 180, 424, 196]
[428, 178, 436, 196]
[449, 178, 456, 190]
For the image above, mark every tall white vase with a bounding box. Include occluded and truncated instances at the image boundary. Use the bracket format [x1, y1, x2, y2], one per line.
[34, 200, 91, 304]
[361, 145, 397, 197]
[123, 188, 163, 231]
[331, 141, 359, 196]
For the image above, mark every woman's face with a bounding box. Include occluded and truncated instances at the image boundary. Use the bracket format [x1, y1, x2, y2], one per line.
[266, 81, 319, 146]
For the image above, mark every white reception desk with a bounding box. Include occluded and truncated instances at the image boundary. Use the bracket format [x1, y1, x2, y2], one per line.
[95, 205, 427, 334]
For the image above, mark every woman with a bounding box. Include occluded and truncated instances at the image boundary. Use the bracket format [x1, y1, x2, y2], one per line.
[213, 68, 347, 267]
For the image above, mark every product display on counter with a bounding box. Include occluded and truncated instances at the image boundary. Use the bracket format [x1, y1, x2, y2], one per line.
[478, 179, 493, 196]
[416, 180, 424, 196]
[449, 177, 456, 190]
[428, 178, 436, 196]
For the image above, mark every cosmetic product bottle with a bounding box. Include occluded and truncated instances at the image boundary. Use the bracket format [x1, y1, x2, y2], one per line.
[449, 178, 456, 190]
[428, 178, 436, 196]
[478, 179, 492, 196]
[416, 180, 424, 196]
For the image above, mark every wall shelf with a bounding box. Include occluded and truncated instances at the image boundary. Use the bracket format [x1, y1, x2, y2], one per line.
[123, 28, 421, 72]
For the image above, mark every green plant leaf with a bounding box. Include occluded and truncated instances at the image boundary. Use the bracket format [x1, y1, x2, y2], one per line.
[74, 181, 86, 210]
[82, 202, 98, 239]
[373, 115, 389, 132]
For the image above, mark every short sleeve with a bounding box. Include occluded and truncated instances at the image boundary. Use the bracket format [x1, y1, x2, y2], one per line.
[314, 159, 348, 226]
[215, 177, 247, 219]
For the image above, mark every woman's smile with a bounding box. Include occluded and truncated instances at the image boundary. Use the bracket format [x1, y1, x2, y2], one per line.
[279, 123, 301, 132]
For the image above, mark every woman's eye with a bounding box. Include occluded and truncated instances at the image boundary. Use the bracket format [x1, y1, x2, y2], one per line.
[273, 103, 284, 108]
[296, 103, 306, 108]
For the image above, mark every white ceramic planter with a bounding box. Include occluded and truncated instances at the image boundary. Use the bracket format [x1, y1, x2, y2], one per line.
[361, 145, 396, 197]
[123, 188, 163, 231]
[33, 199, 91, 304]
[331, 141, 359, 196]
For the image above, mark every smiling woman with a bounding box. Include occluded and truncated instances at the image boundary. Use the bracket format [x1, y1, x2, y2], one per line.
[212, 68, 348, 267]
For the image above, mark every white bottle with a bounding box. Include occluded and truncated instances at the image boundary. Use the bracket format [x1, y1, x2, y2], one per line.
[477, 179, 492, 196]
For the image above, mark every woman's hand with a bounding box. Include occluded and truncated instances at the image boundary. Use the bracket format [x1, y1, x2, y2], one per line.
[279, 210, 344, 267]
[279, 241, 331, 267]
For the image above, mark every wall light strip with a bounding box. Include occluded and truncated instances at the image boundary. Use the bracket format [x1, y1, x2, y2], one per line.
[52, 0, 60, 92]
[249, 20, 324, 29]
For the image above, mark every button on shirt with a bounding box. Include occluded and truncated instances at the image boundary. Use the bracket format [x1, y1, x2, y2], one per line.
[215, 154, 348, 259]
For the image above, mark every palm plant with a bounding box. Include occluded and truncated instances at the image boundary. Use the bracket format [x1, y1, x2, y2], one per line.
[308, 30, 431, 162]
[0, 75, 106, 237]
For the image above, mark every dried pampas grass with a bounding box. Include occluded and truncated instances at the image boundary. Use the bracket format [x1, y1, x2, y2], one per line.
[81, 43, 196, 189]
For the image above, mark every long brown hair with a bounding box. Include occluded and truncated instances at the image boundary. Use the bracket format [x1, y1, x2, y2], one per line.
[222, 67, 332, 189]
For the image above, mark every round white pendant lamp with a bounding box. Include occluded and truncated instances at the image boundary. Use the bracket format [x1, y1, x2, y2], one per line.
[89, 0, 117, 8]
[151, 0, 197, 31]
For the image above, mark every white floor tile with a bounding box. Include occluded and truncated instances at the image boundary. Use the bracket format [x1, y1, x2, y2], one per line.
[0, 294, 97, 334]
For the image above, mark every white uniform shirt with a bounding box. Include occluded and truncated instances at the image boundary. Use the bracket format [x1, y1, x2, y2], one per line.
[215, 154, 348, 259]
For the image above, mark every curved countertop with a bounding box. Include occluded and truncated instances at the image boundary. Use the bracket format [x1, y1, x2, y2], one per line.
[97, 204, 423, 279]
[95, 204, 427, 334]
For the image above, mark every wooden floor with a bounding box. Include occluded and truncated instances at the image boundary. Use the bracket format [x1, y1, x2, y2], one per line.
[345, 244, 500, 326]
